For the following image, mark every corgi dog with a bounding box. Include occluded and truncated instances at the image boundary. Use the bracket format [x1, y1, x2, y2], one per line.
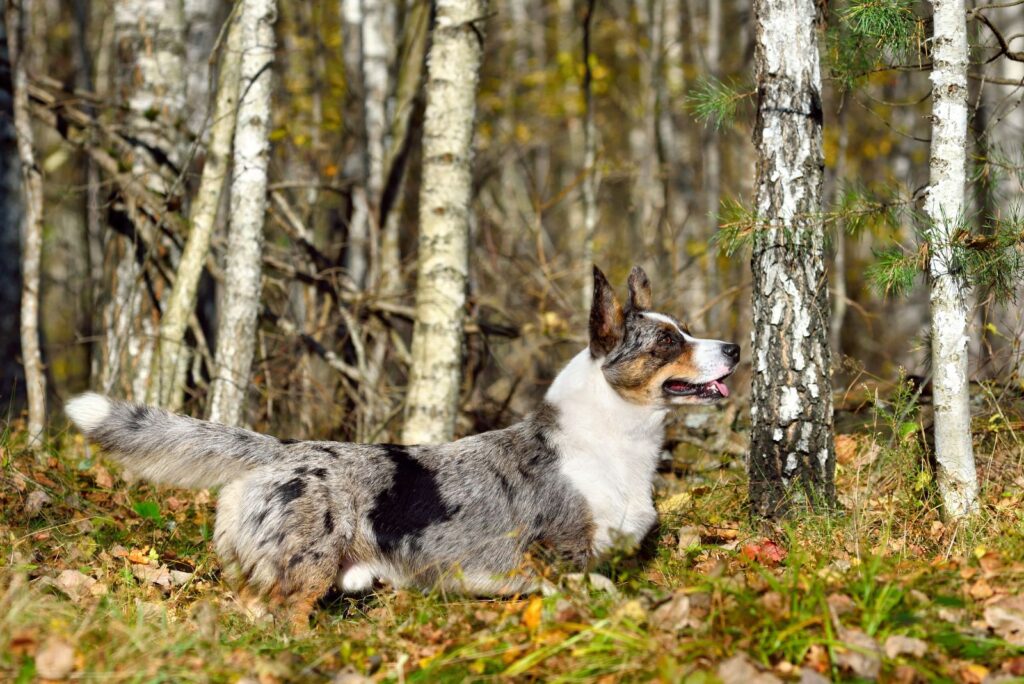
[66, 266, 740, 628]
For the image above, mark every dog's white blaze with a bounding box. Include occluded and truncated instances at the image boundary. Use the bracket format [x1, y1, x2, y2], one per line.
[65, 392, 111, 433]
[546, 349, 662, 553]
[641, 312, 733, 383]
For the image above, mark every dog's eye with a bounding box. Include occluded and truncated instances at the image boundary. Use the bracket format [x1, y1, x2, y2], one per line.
[655, 330, 678, 350]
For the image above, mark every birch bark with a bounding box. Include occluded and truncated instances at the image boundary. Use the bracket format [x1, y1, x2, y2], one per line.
[149, 11, 243, 409]
[207, 0, 276, 427]
[926, 0, 978, 519]
[7, 0, 46, 445]
[580, 0, 598, 309]
[402, 0, 487, 445]
[748, 0, 835, 517]
[102, 0, 187, 397]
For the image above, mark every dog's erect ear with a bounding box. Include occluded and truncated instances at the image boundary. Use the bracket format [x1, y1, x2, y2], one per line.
[590, 266, 625, 357]
[627, 265, 652, 311]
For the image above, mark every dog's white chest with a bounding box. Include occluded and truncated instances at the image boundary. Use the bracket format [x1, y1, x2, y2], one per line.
[558, 442, 659, 553]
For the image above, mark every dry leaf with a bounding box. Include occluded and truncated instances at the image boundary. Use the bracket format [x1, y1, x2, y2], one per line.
[717, 653, 782, 684]
[883, 634, 928, 659]
[798, 668, 830, 684]
[958, 663, 989, 684]
[741, 538, 787, 565]
[650, 592, 693, 632]
[25, 489, 51, 516]
[48, 569, 106, 603]
[35, 637, 75, 679]
[984, 595, 1024, 645]
[827, 593, 856, 617]
[132, 563, 172, 590]
[613, 599, 647, 623]
[677, 526, 701, 552]
[92, 464, 114, 489]
[969, 579, 994, 600]
[835, 627, 881, 680]
[521, 596, 542, 630]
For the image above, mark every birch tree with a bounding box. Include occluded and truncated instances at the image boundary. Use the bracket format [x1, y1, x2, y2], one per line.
[6, 0, 46, 445]
[747, 0, 835, 517]
[402, 0, 487, 445]
[101, 0, 186, 397]
[149, 10, 242, 410]
[207, 0, 276, 427]
[926, 0, 978, 519]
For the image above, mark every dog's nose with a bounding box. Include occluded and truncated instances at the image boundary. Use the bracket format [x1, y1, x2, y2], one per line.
[723, 343, 740, 363]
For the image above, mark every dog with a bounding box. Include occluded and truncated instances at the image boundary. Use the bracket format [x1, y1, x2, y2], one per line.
[66, 265, 739, 629]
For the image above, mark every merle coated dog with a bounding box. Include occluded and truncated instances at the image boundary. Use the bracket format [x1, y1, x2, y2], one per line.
[66, 266, 740, 628]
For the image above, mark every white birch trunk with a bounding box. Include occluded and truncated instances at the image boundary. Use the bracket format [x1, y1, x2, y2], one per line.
[341, 0, 369, 286]
[700, 0, 721, 329]
[748, 0, 835, 517]
[149, 11, 243, 409]
[184, 0, 219, 135]
[6, 0, 46, 446]
[361, 0, 396, 286]
[926, 0, 978, 519]
[580, 0, 598, 310]
[103, 0, 187, 397]
[208, 0, 276, 427]
[402, 0, 487, 445]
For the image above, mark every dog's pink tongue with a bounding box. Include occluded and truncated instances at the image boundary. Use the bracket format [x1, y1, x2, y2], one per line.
[712, 380, 730, 397]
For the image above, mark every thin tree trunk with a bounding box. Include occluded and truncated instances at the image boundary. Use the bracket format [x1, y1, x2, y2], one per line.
[748, 0, 835, 517]
[361, 0, 395, 287]
[580, 0, 598, 310]
[632, 0, 663, 276]
[829, 104, 849, 355]
[208, 0, 276, 427]
[6, 0, 45, 445]
[0, 11, 24, 405]
[402, 0, 487, 445]
[700, 0, 721, 330]
[184, 0, 219, 136]
[103, 0, 187, 398]
[149, 9, 243, 409]
[926, 0, 977, 519]
[341, 0, 369, 286]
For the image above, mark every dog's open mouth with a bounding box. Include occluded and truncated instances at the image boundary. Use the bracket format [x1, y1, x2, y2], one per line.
[662, 376, 730, 399]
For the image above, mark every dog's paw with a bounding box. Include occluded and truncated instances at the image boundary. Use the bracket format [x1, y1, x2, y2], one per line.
[562, 572, 619, 596]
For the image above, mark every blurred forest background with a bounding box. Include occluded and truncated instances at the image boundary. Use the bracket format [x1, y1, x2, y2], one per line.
[1, 0, 1022, 443]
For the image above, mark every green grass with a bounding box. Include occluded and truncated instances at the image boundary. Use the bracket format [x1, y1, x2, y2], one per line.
[2, 408, 1024, 682]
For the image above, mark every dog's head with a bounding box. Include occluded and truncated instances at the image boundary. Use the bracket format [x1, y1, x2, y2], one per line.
[589, 265, 740, 406]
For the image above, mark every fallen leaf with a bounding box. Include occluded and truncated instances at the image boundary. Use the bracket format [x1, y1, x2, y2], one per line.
[827, 593, 856, 617]
[741, 538, 787, 565]
[958, 663, 989, 684]
[132, 563, 172, 590]
[984, 595, 1024, 645]
[521, 596, 542, 630]
[883, 634, 928, 659]
[48, 569, 107, 603]
[835, 627, 881, 680]
[614, 599, 647, 624]
[35, 637, 75, 679]
[92, 464, 114, 489]
[677, 525, 701, 552]
[760, 591, 787, 619]
[25, 489, 51, 516]
[717, 653, 782, 684]
[979, 551, 1003, 578]
[798, 667, 830, 684]
[169, 569, 194, 587]
[650, 592, 693, 632]
[969, 579, 994, 600]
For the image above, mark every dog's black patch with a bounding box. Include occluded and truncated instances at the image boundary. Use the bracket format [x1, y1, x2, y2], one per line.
[249, 508, 270, 529]
[314, 445, 339, 459]
[125, 404, 148, 431]
[274, 477, 306, 505]
[489, 466, 514, 501]
[288, 553, 305, 569]
[311, 467, 328, 480]
[323, 510, 334, 534]
[368, 445, 460, 554]
[294, 466, 309, 476]
[280, 438, 300, 445]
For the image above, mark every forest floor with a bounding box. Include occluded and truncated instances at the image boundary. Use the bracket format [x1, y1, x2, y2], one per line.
[2, 391, 1024, 683]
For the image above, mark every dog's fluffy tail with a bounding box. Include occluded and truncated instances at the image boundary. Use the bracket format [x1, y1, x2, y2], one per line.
[66, 393, 286, 488]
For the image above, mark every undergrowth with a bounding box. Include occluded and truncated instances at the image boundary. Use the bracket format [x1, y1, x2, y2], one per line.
[1, 394, 1023, 682]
